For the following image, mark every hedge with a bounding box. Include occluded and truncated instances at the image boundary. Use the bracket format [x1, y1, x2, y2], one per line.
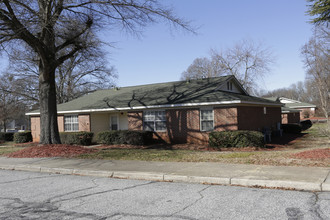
[13, 132, 33, 143]
[209, 130, 265, 148]
[282, 123, 302, 134]
[300, 120, 312, 131]
[0, 132, 15, 141]
[60, 132, 94, 145]
[96, 130, 153, 145]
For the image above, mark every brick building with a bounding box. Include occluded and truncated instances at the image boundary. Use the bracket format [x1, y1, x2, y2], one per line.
[27, 76, 283, 144]
[265, 97, 316, 123]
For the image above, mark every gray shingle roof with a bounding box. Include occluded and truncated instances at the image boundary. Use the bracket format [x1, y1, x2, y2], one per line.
[284, 102, 316, 108]
[27, 76, 282, 115]
[263, 97, 316, 109]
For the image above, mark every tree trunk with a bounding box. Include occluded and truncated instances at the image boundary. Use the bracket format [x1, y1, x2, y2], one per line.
[39, 64, 61, 144]
[3, 120, 6, 132]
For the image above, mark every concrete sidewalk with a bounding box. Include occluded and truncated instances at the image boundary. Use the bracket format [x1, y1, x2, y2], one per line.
[0, 156, 329, 192]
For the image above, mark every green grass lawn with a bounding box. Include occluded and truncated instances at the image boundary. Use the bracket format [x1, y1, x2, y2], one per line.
[1, 122, 329, 167]
[0, 146, 23, 156]
[77, 123, 329, 166]
[77, 148, 264, 162]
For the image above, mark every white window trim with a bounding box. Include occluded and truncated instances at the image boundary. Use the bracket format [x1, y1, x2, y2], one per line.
[110, 114, 119, 130]
[143, 110, 167, 132]
[200, 108, 214, 132]
[64, 114, 79, 132]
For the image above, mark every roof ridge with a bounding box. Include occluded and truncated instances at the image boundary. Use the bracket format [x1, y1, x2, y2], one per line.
[98, 75, 233, 92]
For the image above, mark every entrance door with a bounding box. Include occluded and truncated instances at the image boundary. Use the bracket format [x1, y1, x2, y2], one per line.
[110, 115, 119, 130]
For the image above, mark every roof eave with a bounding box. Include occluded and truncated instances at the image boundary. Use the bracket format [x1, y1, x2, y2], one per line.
[26, 100, 282, 116]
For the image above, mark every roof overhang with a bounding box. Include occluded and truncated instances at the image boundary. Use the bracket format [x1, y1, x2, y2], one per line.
[282, 110, 301, 113]
[288, 106, 316, 109]
[26, 100, 282, 116]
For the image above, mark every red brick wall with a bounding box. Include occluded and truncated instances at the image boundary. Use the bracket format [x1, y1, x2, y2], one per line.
[237, 106, 281, 131]
[282, 113, 300, 124]
[30, 116, 40, 142]
[58, 116, 64, 132]
[282, 114, 288, 124]
[298, 108, 315, 120]
[214, 107, 238, 131]
[165, 108, 207, 144]
[78, 114, 91, 131]
[127, 106, 281, 144]
[127, 111, 143, 130]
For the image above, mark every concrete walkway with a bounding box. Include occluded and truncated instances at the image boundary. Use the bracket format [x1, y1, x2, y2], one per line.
[0, 156, 329, 192]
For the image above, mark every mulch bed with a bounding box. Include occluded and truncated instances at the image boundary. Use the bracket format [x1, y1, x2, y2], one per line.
[95, 144, 286, 152]
[292, 148, 330, 159]
[6, 144, 97, 158]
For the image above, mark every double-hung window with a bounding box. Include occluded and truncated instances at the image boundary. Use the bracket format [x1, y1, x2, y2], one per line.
[64, 115, 79, 132]
[143, 110, 166, 131]
[200, 109, 214, 131]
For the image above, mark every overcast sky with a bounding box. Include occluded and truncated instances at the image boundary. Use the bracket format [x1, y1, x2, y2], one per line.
[0, 0, 314, 92]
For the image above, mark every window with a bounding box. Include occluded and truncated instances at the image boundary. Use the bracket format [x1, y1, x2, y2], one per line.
[200, 109, 214, 131]
[227, 82, 233, 91]
[263, 107, 267, 115]
[143, 110, 166, 131]
[64, 115, 79, 131]
[110, 115, 118, 130]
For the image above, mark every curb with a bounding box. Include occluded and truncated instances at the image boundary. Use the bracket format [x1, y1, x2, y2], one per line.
[113, 171, 164, 181]
[322, 183, 330, 191]
[164, 174, 230, 185]
[231, 178, 321, 191]
[0, 165, 329, 192]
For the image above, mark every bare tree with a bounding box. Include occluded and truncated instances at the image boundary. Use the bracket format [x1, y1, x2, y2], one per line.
[181, 39, 275, 94]
[181, 57, 220, 80]
[0, 74, 25, 132]
[56, 49, 117, 104]
[211, 39, 274, 94]
[301, 26, 330, 119]
[263, 81, 312, 103]
[7, 45, 117, 104]
[0, 0, 193, 144]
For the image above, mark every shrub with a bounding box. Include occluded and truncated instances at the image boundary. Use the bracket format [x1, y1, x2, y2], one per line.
[13, 131, 33, 143]
[0, 132, 4, 141]
[5, 132, 15, 141]
[60, 132, 94, 145]
[96, 131, 120, 145]
[281, 123, 302, 134]
[0, 132, 15, 141]
[300, 120, 313, 131]
[96, 130, 153, 145]
[209, 130, 265, 149]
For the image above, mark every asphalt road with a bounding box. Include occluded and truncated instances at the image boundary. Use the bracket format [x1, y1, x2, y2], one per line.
[0, 170, 329, 220]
